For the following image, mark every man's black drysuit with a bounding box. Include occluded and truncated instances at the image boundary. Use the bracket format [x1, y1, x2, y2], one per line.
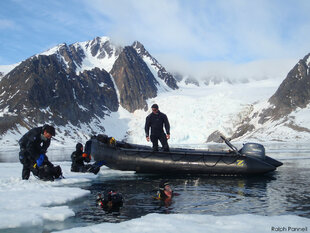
[145, 110, 170, 151]
[18, 126, 61, 180]
[71, 143, 100, 174]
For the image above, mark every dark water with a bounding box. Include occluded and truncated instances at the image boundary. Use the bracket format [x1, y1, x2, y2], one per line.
[64, 149, 310, 228]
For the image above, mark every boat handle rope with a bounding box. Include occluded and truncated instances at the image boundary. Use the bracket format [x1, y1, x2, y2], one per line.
[124, 150, 205, 162]
[201, 155, 222, 167]
[170, 153, 188, 161]
[170, 153, 210, 162]
[201, 154, 244, 167]
[220, 154, 244, 165]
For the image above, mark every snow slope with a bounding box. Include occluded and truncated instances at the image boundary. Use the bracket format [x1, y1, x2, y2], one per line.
[236, 101, 310, 142]
[125, 78, 288, 145]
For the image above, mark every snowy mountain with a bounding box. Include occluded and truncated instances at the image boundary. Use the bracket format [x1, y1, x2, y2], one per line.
[0, 36, 179, 147]
[0, 35, 310, 148]
[40, 36, 122, 73]
[230, 53, 310, 142]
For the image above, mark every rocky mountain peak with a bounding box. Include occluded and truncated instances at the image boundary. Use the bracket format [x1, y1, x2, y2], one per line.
[132, 41, 178, 90]
[110, 46, 158, 112]
[258, 53, 310, 123]
[132, 41, 147, 56]
[39, 36, 122, 73]
[83, 36, 122, 59]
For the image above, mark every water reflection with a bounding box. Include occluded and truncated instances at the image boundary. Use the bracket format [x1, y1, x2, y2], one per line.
[71, 174, 278, 224]
[266, 159, 310, 217]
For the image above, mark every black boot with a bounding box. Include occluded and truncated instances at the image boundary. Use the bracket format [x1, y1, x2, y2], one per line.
[22, 167, 30, 180]
[87, 165, 100, 175]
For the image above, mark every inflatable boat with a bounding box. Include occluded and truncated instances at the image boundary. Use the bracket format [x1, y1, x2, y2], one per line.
[90, 135, 282, 175]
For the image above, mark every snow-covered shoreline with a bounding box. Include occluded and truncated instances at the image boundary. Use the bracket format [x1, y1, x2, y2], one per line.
[0, 161, 137, 231]
[57, 213, 310, 233]
[0, 162, 91, 229]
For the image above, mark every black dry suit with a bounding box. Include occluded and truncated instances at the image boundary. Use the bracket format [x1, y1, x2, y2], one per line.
[71, 142, 100, 174]
[96, 191, 123, 212]
[18, 126, 62, 181]
[145, 110, 170, 151]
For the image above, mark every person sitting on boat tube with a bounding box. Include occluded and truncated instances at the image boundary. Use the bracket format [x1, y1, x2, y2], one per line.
[71, 143, 100, 174]
[145, 104, 170, 152]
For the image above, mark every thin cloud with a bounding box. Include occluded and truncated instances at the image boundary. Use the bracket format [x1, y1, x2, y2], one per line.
[0, 19, 16, 30]
[85, 0, 310, 62]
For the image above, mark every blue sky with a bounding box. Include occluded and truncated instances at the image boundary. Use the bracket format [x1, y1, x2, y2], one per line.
[1, 0, 310, 76]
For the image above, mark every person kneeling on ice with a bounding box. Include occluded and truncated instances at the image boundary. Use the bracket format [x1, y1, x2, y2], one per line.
[18, 124, 63, 181]
[71, 143, 100, 174]
[96, 190, 123, 212]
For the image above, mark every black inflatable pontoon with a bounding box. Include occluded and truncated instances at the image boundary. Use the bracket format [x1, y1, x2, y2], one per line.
[90, 135, 282, 175]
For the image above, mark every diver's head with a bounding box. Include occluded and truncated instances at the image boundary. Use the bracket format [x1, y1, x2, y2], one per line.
[76, 143, 83, 151]
[159, 180, 173, 198]
[107, 190, 123, 205]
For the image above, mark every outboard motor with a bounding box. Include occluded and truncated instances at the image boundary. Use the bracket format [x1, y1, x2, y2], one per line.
[241, 143, 265, 160]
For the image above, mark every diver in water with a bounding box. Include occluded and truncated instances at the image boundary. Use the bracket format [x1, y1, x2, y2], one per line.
[96, 190, 124, 212]
[71, 143, 100, 174]
[156, 180, 173, 199]
[155, 180, 178, 207]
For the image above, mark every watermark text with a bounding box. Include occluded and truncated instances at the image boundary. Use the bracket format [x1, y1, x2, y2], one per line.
[271, 226, 308, 232]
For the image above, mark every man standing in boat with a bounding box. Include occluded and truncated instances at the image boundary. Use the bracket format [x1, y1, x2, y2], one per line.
[145, 104, 170, 152]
